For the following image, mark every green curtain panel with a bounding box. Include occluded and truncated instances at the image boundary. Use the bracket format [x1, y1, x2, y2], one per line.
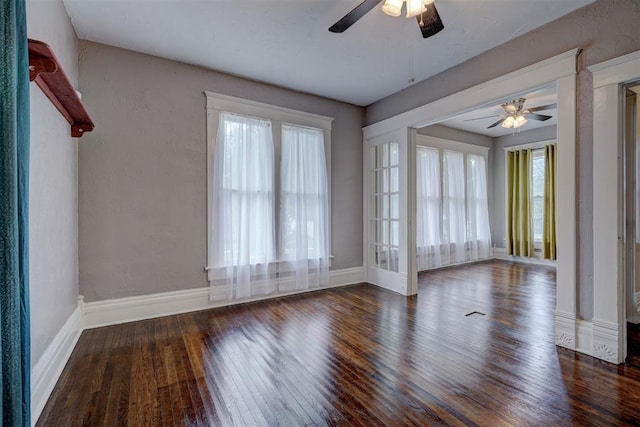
[543, 144, 557, 260]
[506, 149, 534, 257]
[0, 0, 31, 425]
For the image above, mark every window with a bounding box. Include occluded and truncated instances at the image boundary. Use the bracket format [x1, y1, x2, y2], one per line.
[415, 147, 441, 248]
[280, 124, 328, 261]
[467, 153, 492, 260]
[505, 143, 555, 258]
[531, 149, 545, 243]
[216, 113, 275, 266]
[443, 150, 467, 262]
[206, 92, 332, 299]
[416, 138, 492, 270]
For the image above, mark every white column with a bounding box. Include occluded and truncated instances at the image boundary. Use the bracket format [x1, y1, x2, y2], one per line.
[592, 82, 625, 363]
[554, 74, 578, 351]
[403, 127, 418, 296]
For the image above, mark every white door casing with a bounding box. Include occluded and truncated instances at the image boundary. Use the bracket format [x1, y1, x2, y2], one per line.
[589, 50, 640, 364]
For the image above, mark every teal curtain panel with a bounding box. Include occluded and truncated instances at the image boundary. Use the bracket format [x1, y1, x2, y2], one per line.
[0, 0, 31, 425]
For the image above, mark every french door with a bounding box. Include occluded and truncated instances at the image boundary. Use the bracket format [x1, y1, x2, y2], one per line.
[364, 128, 417, 296]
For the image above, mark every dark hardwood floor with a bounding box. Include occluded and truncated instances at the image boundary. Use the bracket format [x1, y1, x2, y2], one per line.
[37, 260, 640, 426]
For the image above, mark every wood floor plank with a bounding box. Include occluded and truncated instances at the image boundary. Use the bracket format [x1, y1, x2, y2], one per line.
[37, 260, 640, 426]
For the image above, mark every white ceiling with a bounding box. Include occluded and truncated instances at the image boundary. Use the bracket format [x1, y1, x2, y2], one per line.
[438, 85, 557, 137]
[63, 0, 595, 106]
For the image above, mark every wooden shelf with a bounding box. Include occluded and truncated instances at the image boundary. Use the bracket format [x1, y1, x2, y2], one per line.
[28, 39, 94, 137]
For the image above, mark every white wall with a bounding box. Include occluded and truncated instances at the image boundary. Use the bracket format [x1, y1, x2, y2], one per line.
[26, 0, 79, 367]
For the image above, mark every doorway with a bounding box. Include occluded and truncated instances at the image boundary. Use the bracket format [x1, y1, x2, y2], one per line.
[413, 86, 558, 273]
[624, 83, 640, 364]
[363, 49, 578, 355]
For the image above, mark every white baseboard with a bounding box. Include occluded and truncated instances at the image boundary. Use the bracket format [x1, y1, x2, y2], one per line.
[554, 310, 576, 350]
[492, 247, 557, 267]
[592, 318, 623, 364]
[576, 319, 593, 356]
[31, 298, 84, 426]
[328, 266, 365, 287]
[84, 266, 365, 329]
[554, 311, 598, 358]
[417, 257, 491, 272]
[554, 314, 612, 362]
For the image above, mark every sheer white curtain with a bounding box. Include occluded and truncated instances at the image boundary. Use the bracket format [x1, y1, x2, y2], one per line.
[443, 150, 466, 264]
[416, 147, 443, 270]
[209, 112, 276, 300]
[279, 124, 329, 291]
[466, 154, 492, 260]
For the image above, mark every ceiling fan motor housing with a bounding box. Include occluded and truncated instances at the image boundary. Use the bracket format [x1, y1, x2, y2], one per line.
[501, 98, 527, 114]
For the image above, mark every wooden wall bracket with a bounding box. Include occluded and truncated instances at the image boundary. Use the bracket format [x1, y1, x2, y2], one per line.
[28, 39, 94, 137]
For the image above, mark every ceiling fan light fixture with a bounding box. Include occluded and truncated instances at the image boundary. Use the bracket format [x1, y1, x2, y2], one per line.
[406, 0, 433, 18]
[329, 0, 444, 37]
[406, 0, 422, 17]
[513, 115, 528, 128]
[382, 0, 403, 17]
[501, 116, 515, 129]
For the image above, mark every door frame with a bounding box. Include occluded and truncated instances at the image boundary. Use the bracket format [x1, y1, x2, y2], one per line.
[363, 49, 579, 353]
[623, 88, 640, 326]
[589, 50, 640, 363]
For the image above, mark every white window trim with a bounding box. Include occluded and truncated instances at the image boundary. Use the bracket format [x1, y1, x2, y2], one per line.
[204, 91, 334, 272]
[503, 139, 556, 152]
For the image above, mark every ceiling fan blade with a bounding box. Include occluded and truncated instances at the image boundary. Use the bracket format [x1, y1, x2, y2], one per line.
[527, 103, 557, 113]
[488, 118, 505, 129]
[329, 0, 383, 33]
[487, 118, 504, 129]
[464, 115, 500, 122]
[525, 113, 553, 121]
[416, 3, 444, 39]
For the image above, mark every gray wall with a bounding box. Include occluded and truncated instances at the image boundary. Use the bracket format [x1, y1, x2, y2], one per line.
[78, 41, 365, 302]
[418, 124, 493, 147]
[492, 126, 557, 248]
[366, 0, 640, 320]
[27, 0, 79, 367]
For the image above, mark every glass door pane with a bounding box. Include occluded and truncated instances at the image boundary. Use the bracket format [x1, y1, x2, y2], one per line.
[369, 142, 400, 272]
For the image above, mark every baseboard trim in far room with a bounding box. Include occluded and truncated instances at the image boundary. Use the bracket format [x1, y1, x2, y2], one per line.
[492, 247, 557, 267]
[82, 266, 365, 329]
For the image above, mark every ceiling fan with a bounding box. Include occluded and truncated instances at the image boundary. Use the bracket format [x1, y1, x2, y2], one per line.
[329, 0, 445, 39]
[465, 98, 557, 130]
